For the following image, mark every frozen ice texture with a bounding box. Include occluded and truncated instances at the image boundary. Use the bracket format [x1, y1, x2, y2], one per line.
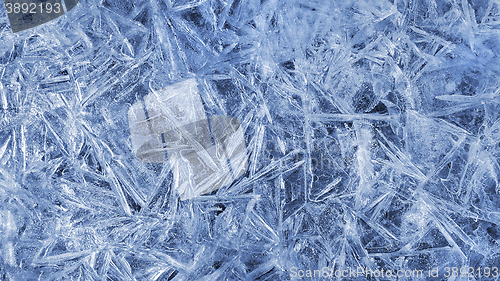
[128, 78, 248, 200]
[1, 0, 500, 280]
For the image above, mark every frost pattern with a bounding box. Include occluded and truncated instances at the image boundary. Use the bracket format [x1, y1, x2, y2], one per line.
[1, 0, 500, 280]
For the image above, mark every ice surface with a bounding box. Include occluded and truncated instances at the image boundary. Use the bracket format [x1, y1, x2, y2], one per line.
[1, 0, 500, 280]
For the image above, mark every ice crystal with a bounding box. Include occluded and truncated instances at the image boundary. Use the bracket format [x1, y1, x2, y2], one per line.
[1, 0, 500, 280]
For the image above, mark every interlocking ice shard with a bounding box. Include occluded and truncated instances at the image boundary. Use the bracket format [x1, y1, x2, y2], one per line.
[128, 78, 248, 200]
